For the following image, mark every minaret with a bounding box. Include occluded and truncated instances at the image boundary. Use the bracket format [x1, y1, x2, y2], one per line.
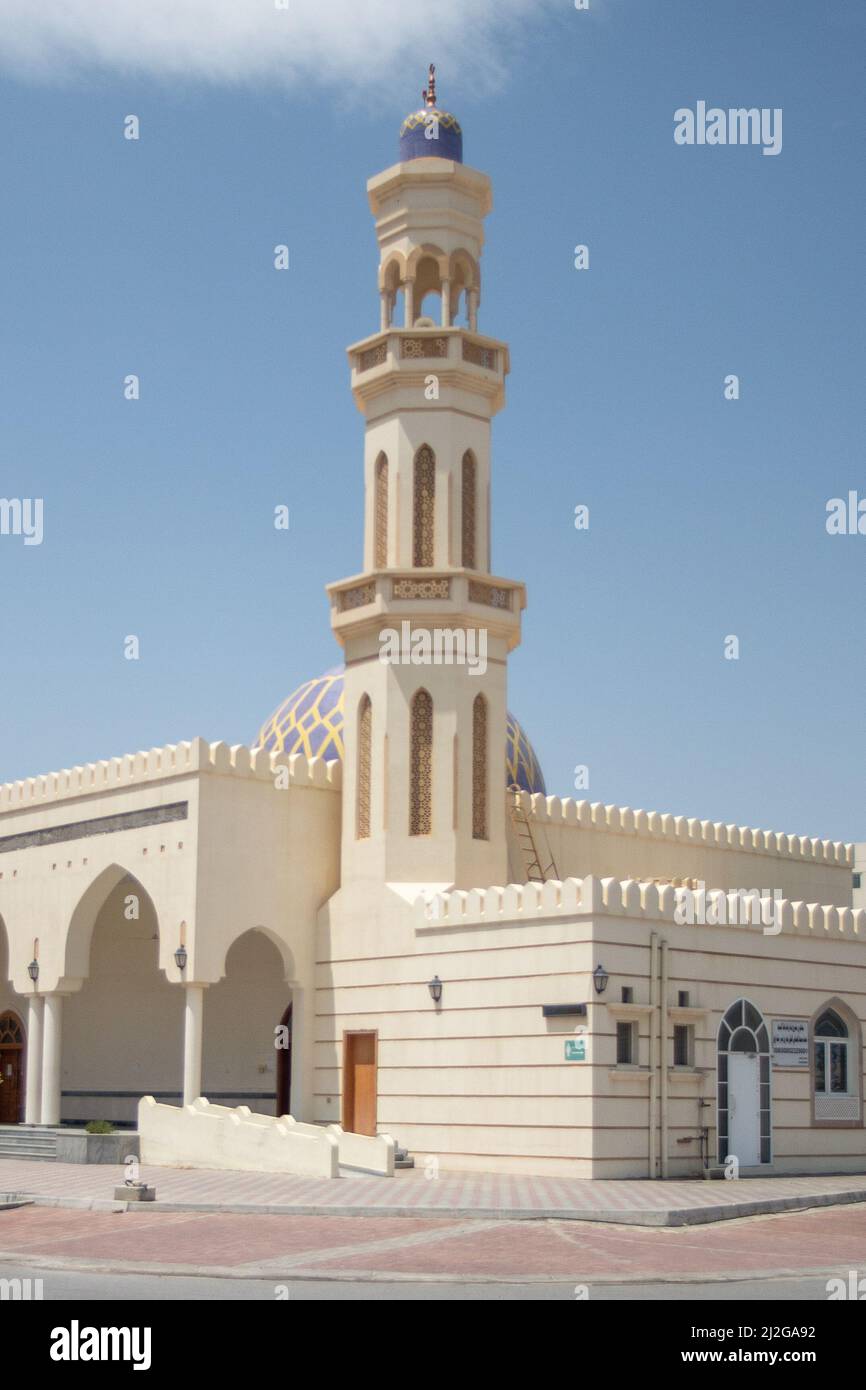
[327, 69, 525, 891]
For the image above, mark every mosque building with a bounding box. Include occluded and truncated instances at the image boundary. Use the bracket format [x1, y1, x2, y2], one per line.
[0, 71, 863, 1178]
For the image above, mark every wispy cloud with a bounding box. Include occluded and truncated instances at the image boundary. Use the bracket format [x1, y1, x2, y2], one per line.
[0, 0, 546, 94]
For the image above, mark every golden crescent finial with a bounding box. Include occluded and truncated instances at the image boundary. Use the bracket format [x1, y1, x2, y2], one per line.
[424, 63, 436, 107]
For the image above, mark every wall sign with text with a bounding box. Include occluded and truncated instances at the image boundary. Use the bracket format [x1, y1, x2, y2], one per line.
[771, 1019, 809, 1067]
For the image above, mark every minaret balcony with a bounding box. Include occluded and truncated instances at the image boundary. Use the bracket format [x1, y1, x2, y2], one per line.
[347, 327, 509, 414]
[327, 569, 525, 652]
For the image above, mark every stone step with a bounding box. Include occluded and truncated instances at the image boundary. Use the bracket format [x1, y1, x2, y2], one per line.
[0, 1140, 57, 1149]
[0, 1150, 56, 1162]
[0, 1133, 58, 1160]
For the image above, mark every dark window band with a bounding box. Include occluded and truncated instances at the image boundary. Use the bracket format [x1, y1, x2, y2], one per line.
[0, 801, 188, 854]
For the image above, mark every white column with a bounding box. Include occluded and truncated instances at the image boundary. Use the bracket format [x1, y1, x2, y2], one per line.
[182, 985, 205, 1105]
[440, 278, 451, 327]
[40, 994, 62, 1127]
[404, 282, 415, 328]
[468, 287, 479, 332]
[379, 290, 389, 331]
[25, 995, 44, 1125]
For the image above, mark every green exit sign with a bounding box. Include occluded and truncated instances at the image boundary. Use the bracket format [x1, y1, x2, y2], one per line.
[565, 1038, 586, 1061]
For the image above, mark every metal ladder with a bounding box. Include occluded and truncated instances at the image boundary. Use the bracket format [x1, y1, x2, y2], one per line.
[507, 784, 559, 883]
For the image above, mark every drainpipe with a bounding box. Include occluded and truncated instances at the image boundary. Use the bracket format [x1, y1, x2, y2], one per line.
[660, 939, 670, 1178]
[648, 933, 658, 1178]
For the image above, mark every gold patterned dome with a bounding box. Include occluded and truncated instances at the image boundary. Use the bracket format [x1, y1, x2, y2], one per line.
[255, 669, 546, 794]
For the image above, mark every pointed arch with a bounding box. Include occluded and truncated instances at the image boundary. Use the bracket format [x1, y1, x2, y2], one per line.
[413, 445, 435, 567]
[410, 689, 433, 836]
[461, 450, 477, 569]
[64, 863, 160, 984]
[374, 454, 388, 569]
[356, 693, 372, 840]
[809, 996, 862, 1126]
[204, 929, 294, 1118]
[213, 925, 296, 985]
[472, 693, 488, 840]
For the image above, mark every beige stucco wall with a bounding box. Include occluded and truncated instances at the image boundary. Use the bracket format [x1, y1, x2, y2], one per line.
[512, 796, 853, 908]
[591, 912, 866, 1178]
[318, 876, 866, 1178]
[317, 881, 596, 1173]
[0, 740, 341, 1127]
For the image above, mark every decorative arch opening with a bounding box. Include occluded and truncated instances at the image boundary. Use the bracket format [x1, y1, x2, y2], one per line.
[64, 863, 160, 984]
[205, 929, 293, 1118]
[410, 689, 433, 836]
[472, 694, 488, 841]
[63, 868, 180, 1127]
[717, 998, 771, 1167]
[449, 251, 479, 329]
[810, 997, 862, 1125]
[356, 694, 372, 840]
[380, 257, 403, 328]
[461, 450, 477, 569]
[374, 454, 388, 569]
[414, 254, 443, 322]
[413, 445, 436, 567]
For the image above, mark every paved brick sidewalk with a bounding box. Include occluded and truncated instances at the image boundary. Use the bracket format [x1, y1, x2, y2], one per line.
[0, 1202, 864, 1284]
[1, 1158, 866, 1226]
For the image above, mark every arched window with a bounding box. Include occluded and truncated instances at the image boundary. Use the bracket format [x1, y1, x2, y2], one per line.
[374, 455, 388, 569]
[462, 451, 477, 570]
[413, 446, 435, 568]
[0, 1012, 23, 1046]
[472, 694, 487, 840]
[815, 1010, 848, 1094]
[812, 1001, 861, 1123]
[356, 695, 372, 839]
[409, 689, 433, 835]
[717, 999, 771, 1166]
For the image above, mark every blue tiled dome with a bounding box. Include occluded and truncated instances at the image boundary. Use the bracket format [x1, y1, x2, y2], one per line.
[255, 669, 546, 795]
[400, 65, 463, 163]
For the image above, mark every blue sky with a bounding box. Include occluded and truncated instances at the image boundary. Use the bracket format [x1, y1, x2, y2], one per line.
[0, 0, 862, 843]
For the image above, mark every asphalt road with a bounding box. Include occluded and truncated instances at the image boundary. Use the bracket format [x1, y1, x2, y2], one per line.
[0, 1265, 842, 1300]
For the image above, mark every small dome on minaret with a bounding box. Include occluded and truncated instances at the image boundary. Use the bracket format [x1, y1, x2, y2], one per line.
[399, 64, 463, 163]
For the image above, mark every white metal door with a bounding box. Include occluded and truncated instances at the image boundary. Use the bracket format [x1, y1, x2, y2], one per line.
[728, 1053, 760, 1166]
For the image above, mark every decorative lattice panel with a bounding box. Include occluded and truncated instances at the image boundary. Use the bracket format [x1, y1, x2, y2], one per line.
[374, 455, 388, 569]
[413, 447, 436, 568]
[410, 690, 433, 836]
[816, 1094, 860, 1121]
[356, 696, 372, 840]
[472, 695, 488, 841]
[462, 452, 477, 570]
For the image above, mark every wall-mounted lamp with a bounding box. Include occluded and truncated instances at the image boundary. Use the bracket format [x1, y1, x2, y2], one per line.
[175, 921, 188, 973]
[428, 975, 443, 1004]
[27, 959, 39, 984]
[592, 963, 609, 996]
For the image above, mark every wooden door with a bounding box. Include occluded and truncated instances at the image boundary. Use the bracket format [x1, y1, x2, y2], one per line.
[342, 1032, 377, 1136]
[0, 1013, 24, 1125]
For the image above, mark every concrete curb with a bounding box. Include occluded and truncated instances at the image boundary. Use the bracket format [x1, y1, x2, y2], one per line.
[0, 1247, 853, 1287]
[1, 1186, 866, 1227]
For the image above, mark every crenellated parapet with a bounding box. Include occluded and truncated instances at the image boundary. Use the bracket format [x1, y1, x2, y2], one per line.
[415, 873, 866, 939]
[511, 790, 853, 867]
[0, 739, 341, 814]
